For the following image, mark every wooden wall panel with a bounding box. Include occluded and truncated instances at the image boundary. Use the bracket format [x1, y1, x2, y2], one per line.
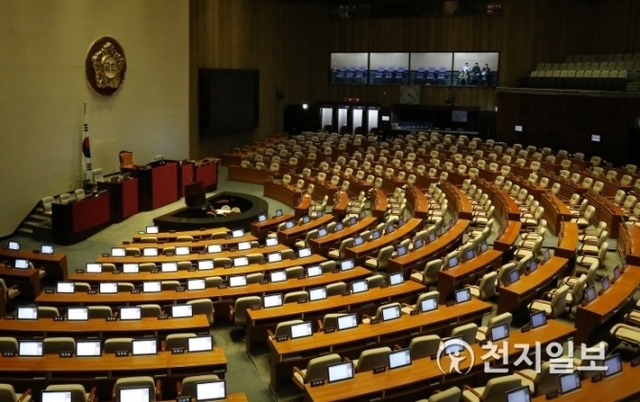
[190, 0, 640, 158]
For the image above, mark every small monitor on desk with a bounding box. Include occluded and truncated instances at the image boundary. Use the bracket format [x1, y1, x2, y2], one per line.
[413, 238, 424, 250]
[234, 257, 249, 267]
[57, 282, 75, 294]
[316, 211, 323, 218]
[17, 306, 38, 320]
[388, 348, 412, 370]
[270, 270, 287, 283]
[327, 361, 354, 383]
[454, 288, 471, 304]
[86, 263, 102, 273]
[14, 259, 29, 269]
[508, 269, 520, 285]
[542, 249, 551, 264]
[146, 226, 159, 234]
[298, 247, 312, 258]
[120, 307, 142, 321]
[238, 241, 251, 251]
[489, 323, 510, 342]
[188, 279, 206, 291]
[172, 304, 193, 318]
[257, 214, 267, 222]
[354, 236, 364, 246]
[396, 245, 407, 257]
[290, 322, 313, 339]
[388, 272, 404, 286]
[263, 293, 283, 308]
[442, 336, 464, 356]
[613, 266, 621, 280]
[198, 260, 214, 271]
[337, 313, 358, 330]
[229, 275, 247, 287]
[341, 259, 355, 271]
[175, 246, 190, 256]
[196, 379, 226, 401]
[119, 387, 151, 402]
[505, 386, 531, 402]
[528, 259, 538, 274]
[8, 241, 20, 251]
[307, 265, 322, 277]
[351, 280, 368, 294]
[318, 227, 328, 237]
[334, 222, 344, 231]
[123, 263, 139, 273]
[302, 215, 311, 224]
[447, 256, 459, 269]
[275, 209, 283, 217]
[601, 276, 611, 292]
[381, 304, 401, 322]
[100, 282, 118, 294]
[266, 238, 279, 247]
[584, 286, 597, 304]
[111, 247, 126, 257]
[76, 340, 102, 357]
[67, 307, 89, 321]
[479, 241, 488, 254]
[371, 230, 381, 240]
[464, 248, 475, 261]
[207, 244, 222, 254]
[188, 335, 213, 352]
[285, 220, 295, 229]
[428, 232, 437, 243]
[309, 286, 327, 301]
[161, 262, 178, 272]
[142, 248, 158, 257]
[268, 252, 282, 263]
[559, 371, 581, 394]
[386, 224, 395, 234]
[41, 244, 54, 254]
[397, 218, 404, 227]
[41, 391, 72, 402]
[530, 310, 547, 329]
[420, 296, 438, 313]
[19, 340, 43, 357]
[603, 354, 622, 378]
[143, 281, 162, 293]
[231, 229, 244, 238]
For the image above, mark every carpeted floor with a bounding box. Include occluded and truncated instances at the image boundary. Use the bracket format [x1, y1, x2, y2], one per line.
[4, 165, 639, 402]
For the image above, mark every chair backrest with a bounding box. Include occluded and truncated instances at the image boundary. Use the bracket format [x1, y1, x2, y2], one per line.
[43, 337, 75, 354]
[165, 333, 197, 350]
[428, 386, 462, 402]
[481, 375, 523, 400]
[0, 384, 19, 402]
[409, 334, 441, 360]
[274, 319, 304, 337]
[0, 337, 18, 353]
[450, 323, 478, 345]
[477, 271, 498, 300]
[356, 347, 392, 372]
[115, 376, 156, 402]
[549, 285, 570, 317]
[180, 375, 220, 399]
[104, 338, 134, 354]
[233, 296, 262, 325]
[305, 353, 342, 382]
[45, 384, 89, 402]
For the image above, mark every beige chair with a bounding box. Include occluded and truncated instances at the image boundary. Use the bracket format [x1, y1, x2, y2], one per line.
[283, 291, 309, 304]
[450, 323, 478, 346]
[366, 274, 386, 289]
[37, 306, 60, 318]
[364, 245, 394, 270]
[409, 334, 441, 360]
[514, 361, 559, 396]
[103, 338, 133, 354]
[113, 376, 158, 402]
[610, 324, 640, 350]
[87, 305, 113, 319]
[138, 304, 162, 318]
[161, 280, 181, 290]
[528, 285, 570, 318]
[45, 384, 96, 402]
[292, 353, 342, 390]
[0, 278, 19, 302]
[328, 237, 354, 260]
[362, 302, 401, 324]
[43, 337, 75, 354]
[187, 298, 214, 325]
[0, 337, 18, 353]
[268, 319, 304, 339]
[177, 375, 219, 400]
[0, 384, 32, 402]
[326, 282, 347, 297]
[465, 271, 497, 300]
[230, 296, 262, 326]
[420, 386, 462, 402]
[476, 313, 513, 342]
[402, 291, 440, 314]
[461, 374, 523, 402]
[352, 346, 392, 372]
[164, 333, 196, 350]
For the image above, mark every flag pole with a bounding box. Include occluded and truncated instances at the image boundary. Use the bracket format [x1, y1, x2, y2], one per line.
[82, 102, 93, 186]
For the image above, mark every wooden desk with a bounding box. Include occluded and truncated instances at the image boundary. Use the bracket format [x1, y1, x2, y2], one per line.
[0, 315, 210, 338]
[98, 244, 287, 267]
[476, 179, 521, 221]
[303, 320, 575, 402]
[123, 162, 179, 211]
[97, 178, 139, 223]
[0, 349, 227, 394]
[131, 227, 230, 243]
[617, 223, 640, 266]
[405, 186, 429, 219]
[441, 182, 473, 220]
[584, 192, 626, 239]
[295, 194, 313, 219]
[251, 214, 294, 241]
[332, 191, 350, 217]
[0, 248, 68, 281]
[195, 157, 219, 192]
[124, 233, 256, 249]
[0, 265, 41, 298]
[370, 189, 388, 218]
[44, 265, 365, 312]
[497, 257, 569, 314]
[386, 220, 470, 275]
[245, 280, 425, 350]
[227, 165, 273, 184]
[530, 362, 640, 401]
[574, 265, 640, 344]
[278, 215, 336, 247]
[52, 193, 112, 245]
[540, 193, 573, 236]
[309, 217, 378, 257]
[268, 299, 492, 390]
[494, 220, 523, 252]
[556, 222, 579, 260]
[263, 180, 302, 208]
[437, 249, 502, 303]
[67, 254, 326, 284]
[344, 218, 423, 265]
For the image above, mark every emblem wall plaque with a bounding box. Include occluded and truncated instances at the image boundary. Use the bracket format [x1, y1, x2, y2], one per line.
[85, 37, 127, 96]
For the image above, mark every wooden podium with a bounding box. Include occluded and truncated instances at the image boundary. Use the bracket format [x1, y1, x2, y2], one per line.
[122, 162, 179, 211]
[97, 177, 139, 222]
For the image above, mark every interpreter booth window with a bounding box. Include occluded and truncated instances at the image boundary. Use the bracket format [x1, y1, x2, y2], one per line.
[369, 53, 410, 85]
[330, 53, 369, 84]
[453, 52, 499, 86]
[410, 52, 454, 86]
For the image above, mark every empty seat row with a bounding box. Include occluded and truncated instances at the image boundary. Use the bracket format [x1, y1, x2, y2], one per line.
[536, 60, 638, 72]
[565, 53, 640, 63]
[524, 71, 627, 91]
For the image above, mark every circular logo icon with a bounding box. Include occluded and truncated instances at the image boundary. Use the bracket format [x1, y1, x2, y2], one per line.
[436, 338, 475, 375]
[85, 37, 127, 96]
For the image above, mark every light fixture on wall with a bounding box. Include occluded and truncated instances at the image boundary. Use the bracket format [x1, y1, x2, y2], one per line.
[302, 104, 308, 109]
